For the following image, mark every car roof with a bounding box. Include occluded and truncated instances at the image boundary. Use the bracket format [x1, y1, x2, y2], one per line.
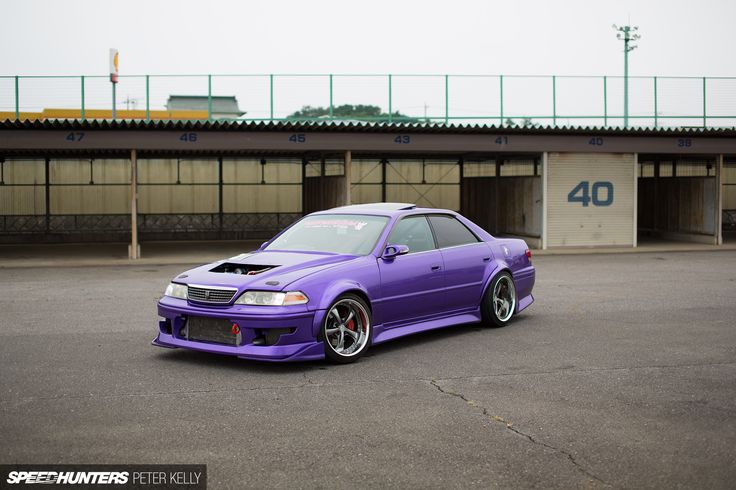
[313, 203, 456, 217]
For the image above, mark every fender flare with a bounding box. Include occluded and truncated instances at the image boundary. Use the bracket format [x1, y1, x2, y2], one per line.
[310, 280, 372, 337]
[479, 261, 512, 301]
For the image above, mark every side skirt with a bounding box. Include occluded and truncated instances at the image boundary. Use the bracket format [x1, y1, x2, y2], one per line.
[372, 311, 482, 345]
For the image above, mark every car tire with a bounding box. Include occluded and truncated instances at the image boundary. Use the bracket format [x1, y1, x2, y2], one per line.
[481, 271, 517, 328]
[322, 294, 372, 364]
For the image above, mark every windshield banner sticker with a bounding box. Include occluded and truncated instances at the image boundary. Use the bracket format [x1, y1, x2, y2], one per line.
[304, 219, 368, 231]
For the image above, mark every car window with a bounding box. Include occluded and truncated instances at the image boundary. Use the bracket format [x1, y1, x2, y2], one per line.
[428, 215, 479, 248]
[387, 216, 435, 253]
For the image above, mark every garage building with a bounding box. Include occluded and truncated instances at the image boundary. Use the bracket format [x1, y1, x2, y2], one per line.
[0, 120, 734, 256]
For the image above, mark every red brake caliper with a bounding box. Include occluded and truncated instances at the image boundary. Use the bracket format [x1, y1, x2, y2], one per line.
[347, 318, 355, 331]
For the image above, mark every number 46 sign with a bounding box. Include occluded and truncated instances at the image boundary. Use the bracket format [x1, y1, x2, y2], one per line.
[567, 181, 614, 207]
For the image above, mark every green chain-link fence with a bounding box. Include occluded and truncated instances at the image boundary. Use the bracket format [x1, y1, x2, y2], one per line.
[2, 74, 735, 128]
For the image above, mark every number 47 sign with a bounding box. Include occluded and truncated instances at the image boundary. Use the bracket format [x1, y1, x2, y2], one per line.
[567, 181, 614, 207]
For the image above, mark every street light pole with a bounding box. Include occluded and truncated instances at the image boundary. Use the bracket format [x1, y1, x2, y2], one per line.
[110, 49, 119, 120]
[613, 24, 640, 128]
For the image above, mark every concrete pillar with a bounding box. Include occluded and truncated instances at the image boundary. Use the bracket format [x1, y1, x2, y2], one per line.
[129, 149, 140, 259]
[381, 159, 387, 202]
[716, 154, 723, 245]
[633, 153, 638, 247]
[44, 158, 50, 232]
[494, 158, 501, 235]
[541, 151, 548, 250]
[344, 150, 352, 205]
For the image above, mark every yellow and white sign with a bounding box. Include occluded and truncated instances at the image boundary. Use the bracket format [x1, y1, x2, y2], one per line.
[109, 48, 119, 83]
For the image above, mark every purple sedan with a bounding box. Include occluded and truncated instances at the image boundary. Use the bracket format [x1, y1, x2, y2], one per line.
[153, 203, 535, 363]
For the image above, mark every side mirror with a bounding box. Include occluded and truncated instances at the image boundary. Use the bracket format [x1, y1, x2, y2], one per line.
[382, 244, 409, 260]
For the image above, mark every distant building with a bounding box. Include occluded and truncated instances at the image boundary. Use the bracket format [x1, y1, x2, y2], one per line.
[166, 95, 245, 119]
[0, 108, 210, 121]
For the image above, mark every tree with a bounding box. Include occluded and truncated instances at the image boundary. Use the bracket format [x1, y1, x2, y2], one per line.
[504, 118, 535, 128]
[287, 104, 418, 122]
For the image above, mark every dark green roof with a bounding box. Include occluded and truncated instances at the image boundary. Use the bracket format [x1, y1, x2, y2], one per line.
[165, 95, 244, 116]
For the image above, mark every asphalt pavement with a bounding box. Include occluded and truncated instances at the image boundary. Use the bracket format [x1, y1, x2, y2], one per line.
[1, 251, 735, 489]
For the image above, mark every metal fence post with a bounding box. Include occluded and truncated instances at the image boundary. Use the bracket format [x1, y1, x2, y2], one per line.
[552, 75, 557, 126]
[269, 74, 274, 121]
[80, 76, 85, 121]
[444, 74, 449, 125]
[329, 74, 334, 119]
[653, 76, 658, 127]
[703, 77, 707, 127]
[388, 74, 393, 123]
[207, 74, 212, 121]
[603, 76, 608, 127]
[499, 75, 504, 126]
[145, 75, 150, 122]
[14, 76, 19, 120]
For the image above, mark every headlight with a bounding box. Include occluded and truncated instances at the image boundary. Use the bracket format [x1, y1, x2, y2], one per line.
[234, 290, 308, 306]
[164, 283, 188, 299]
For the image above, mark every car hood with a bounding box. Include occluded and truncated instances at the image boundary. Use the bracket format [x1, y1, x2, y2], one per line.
[173, 250, 360, 291]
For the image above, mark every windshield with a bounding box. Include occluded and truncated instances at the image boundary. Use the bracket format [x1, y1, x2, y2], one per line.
[265, 214, 389, 255]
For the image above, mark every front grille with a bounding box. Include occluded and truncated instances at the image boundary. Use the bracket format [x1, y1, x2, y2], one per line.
[187, 285, 237, 304]
[185, 316, 241, 346]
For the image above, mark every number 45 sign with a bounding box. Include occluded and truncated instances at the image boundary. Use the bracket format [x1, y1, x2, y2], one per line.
[567, 181, 614, 207]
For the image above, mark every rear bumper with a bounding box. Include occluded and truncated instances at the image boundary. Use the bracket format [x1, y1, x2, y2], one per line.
[153, 297, 325, 362]
[514, 265, 536, 313]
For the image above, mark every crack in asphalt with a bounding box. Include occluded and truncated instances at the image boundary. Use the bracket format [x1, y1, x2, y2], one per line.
[430, 379, 611, 488]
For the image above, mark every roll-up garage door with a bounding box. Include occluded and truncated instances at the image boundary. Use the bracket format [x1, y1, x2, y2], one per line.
[547, 152, 635, 247]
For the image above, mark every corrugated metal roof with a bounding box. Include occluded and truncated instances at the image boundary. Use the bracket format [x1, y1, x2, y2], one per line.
[2, 118, 735, 137]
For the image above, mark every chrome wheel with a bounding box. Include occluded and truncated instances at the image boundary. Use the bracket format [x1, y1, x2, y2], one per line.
[492, 275, 516, 323]
[324, 298, 370, 358]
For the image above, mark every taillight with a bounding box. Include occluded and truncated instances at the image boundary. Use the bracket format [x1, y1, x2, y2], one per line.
[525, 249, 532, 260]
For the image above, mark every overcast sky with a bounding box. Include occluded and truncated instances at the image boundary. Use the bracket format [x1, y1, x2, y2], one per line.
[2, 0, 735, 125]
[2, 0, 735, 76]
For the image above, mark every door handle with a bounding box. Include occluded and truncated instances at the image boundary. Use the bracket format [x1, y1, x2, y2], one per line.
[482, 257, 491, 262]
[431, 265, 441, 271]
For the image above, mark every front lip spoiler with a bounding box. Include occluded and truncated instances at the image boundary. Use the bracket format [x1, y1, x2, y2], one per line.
[151, 333, 325, 362]
[151, 337, 177, 349]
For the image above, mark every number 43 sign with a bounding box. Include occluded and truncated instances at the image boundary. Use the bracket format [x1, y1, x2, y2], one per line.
[567, 181, 614, 207]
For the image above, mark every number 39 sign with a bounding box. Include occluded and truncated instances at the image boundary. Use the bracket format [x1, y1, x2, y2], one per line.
[567, 181, 614, 207]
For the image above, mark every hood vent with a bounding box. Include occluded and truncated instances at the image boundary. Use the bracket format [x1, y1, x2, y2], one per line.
[209, 262, 277, 275]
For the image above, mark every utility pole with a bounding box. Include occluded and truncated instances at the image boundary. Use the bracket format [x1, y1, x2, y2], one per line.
[123, 96, 137, 111]
[613, 24, 640, 128]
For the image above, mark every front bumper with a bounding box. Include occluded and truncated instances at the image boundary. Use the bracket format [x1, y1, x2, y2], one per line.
[153, 296, 325, 362]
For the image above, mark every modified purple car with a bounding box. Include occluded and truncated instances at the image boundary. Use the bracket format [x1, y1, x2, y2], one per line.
[153, 203, 535, 363]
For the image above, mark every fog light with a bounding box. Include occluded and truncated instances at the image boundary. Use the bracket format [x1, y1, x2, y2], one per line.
[159, 318, 172, 334]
